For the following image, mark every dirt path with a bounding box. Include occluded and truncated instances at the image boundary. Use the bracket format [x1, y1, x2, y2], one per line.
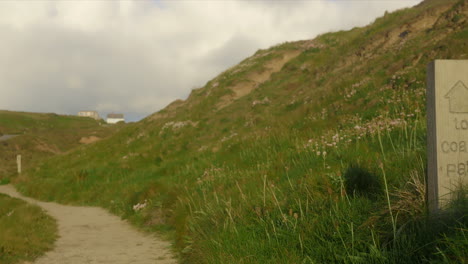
[0, 184, 176, 264]
[0, 134, 18, 141]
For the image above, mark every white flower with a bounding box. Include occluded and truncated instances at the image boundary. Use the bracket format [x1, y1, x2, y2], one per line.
[132, 200, 148, 212]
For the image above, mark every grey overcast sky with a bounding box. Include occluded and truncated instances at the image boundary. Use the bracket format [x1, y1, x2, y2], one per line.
[0, 0, 422, 122]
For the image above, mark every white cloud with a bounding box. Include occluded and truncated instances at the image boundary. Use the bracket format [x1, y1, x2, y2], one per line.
[0, 0, 422, 121]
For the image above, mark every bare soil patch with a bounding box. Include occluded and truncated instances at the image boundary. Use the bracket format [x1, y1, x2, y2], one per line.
[216, 50, 301, 110]
[79, 136, 101, 144]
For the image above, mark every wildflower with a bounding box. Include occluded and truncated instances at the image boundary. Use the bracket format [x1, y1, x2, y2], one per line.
[133, 200, 148, 212]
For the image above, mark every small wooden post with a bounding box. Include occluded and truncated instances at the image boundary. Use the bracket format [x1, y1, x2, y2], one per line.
[16, 154, 21, 174]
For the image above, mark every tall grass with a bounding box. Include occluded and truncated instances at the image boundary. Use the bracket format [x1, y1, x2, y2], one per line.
[0, 193, 57, 264]
[19, 116, 465, 263]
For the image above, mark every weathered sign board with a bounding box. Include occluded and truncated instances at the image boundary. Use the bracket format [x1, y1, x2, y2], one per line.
[427, 60, 468, 212]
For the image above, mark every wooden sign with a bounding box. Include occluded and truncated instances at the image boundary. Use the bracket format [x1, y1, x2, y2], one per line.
[427, 60, 468, 212]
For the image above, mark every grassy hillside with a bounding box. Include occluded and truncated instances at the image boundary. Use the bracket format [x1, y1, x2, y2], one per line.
[15, 0, 468, 263]
[0, 111, 118, 180]
[0, 193, 57, 264]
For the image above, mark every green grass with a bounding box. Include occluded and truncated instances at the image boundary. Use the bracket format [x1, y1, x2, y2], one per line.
[10, 0, 468, 263]
[0, 110, 118, 178]
[0, 194, 57, 264]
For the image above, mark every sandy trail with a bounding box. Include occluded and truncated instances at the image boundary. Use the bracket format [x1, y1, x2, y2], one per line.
[0, 184, 176, 264]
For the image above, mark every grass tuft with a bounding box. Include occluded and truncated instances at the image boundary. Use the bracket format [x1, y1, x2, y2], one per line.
[0, 194, 57, 264]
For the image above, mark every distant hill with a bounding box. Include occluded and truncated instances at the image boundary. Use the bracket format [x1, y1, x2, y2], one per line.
[16, 0, 467, 263]
[0, 110, 117, 179]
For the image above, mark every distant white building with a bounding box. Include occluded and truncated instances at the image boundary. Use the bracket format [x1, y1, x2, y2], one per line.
[78, 111, 100, 120]
[106, 113, 125, 124]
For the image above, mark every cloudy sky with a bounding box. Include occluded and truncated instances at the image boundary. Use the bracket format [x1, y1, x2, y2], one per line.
[0, 0, 422, 122]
